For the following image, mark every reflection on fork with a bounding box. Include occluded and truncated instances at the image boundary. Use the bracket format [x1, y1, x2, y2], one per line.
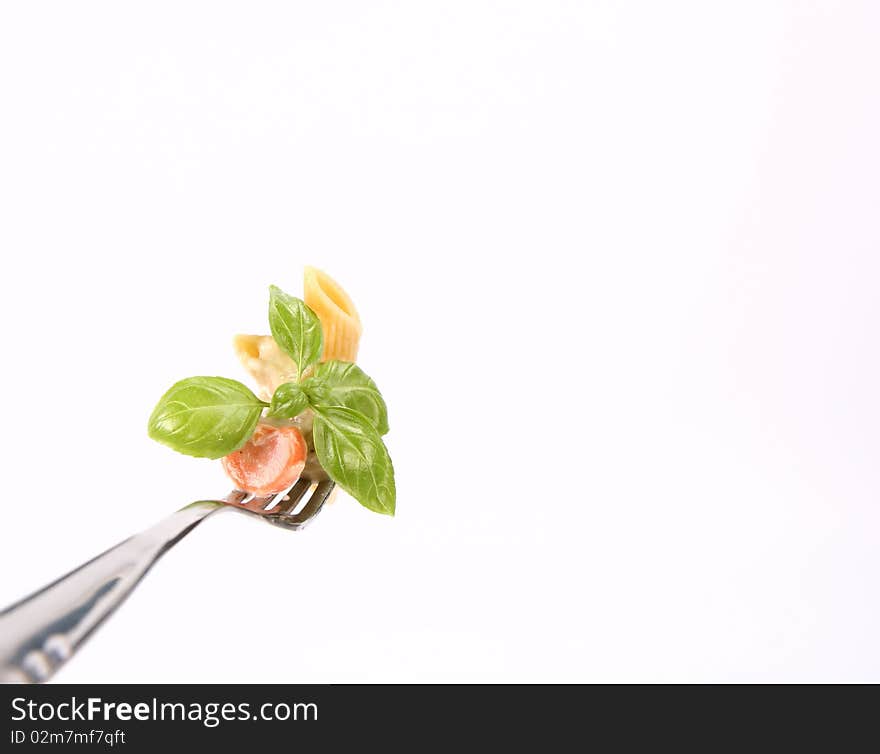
[0, 478, 335, 683]
[225, 478, 335, 530]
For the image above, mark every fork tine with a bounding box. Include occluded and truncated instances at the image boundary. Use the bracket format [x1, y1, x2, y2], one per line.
[276, 479, 335, 529]
[268, 477, 312, 515]
[238, 493, 280, 512]
[223, 489, 251, 506]
[221, 478, 334, 530]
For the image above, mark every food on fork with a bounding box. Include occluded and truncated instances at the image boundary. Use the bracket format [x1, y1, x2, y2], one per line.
[148, 267, 395, 515]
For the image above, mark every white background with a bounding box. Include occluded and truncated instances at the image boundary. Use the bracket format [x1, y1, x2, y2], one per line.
[1, 2, 878, 682]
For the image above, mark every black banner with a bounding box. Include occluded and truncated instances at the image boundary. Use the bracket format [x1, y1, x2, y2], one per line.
[0, 683, 874, 749]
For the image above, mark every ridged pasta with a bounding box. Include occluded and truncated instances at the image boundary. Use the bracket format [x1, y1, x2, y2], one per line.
[304, 266, 362, 363]
[234, 268, 362, 399]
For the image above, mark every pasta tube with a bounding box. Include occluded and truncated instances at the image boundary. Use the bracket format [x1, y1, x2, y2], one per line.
[234, 267, 362, 398]
[304, 265, 362, 363]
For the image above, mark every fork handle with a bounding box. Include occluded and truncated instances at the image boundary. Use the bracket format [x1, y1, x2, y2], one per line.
[0, 501, 223, 683]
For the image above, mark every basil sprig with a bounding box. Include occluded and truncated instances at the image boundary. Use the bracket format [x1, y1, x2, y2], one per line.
[148, 377, 267, 459]
[148, 284, 396, 515]
[306, 361, 389, 435]
[312, 406, 395, 516]
[268, 285, 323, 380]
[267, 382, 310, 420]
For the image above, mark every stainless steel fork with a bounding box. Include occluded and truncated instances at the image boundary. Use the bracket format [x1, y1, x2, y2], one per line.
[0, 478, 335, 683]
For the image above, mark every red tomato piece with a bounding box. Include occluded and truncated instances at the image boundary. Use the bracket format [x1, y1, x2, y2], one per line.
[222, 423, 307, 495]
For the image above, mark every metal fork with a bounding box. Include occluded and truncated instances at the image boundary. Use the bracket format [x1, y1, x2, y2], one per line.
[0, 478, 335, 683]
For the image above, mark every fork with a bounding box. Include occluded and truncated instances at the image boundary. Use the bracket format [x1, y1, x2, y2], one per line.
[0, 477, 335, 683]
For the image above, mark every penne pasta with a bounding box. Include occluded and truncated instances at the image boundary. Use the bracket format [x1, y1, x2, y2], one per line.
[234, 267, 362, 399]
[304, 266, 362, 363]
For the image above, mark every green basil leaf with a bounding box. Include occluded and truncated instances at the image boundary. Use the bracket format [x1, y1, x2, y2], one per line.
[268, 285, 323, 379]
[148, 376, 266, 459]
[312, 406, 396, 516]
[301, 377, 331, 406]
[268, 382, 310, 420]
[308, 361, 389, 435]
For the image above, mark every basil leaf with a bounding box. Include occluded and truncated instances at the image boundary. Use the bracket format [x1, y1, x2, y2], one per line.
[308, 361, 389, 435]
[268, 285, 323, 379]
[148, 376, 266, 459]
[301, 377, 331, 406]
[268, 382, 310, 420]
[312, 406, 396, 516]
